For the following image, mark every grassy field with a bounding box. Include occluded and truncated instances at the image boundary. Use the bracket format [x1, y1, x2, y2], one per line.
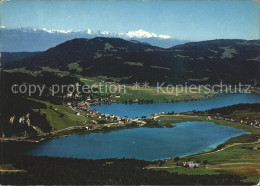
[223, 110, 260, 121]
[29, 99, 94, 130]
[148, 142, 260, 183]
[5, 68, 217, 102]
[124, 61, 144, 66]
[152, 114, 260, 183]
[220, 47, 238, 59]
[80, 76, 217, 102]
[5, 68, 40, 76]
[116, 86, 216, 102]
[5, 67, 70, 77]
[68, 62, 83, 73]
[41, 67, 70, 77]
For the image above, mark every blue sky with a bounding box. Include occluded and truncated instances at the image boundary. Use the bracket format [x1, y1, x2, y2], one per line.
[1, 0, 259, 41]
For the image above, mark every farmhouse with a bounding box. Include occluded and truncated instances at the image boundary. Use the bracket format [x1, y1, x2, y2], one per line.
[183, 161, 200, 168]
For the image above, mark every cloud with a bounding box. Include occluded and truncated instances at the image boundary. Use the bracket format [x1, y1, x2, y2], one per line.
[158, 34, 171, 39]
[0, 26, 6, 29]
[120, 29, 171, 39]
[42, 28, 55, 33]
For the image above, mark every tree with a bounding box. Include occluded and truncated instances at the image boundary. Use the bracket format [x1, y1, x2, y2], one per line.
[158, 161, 164, 166]
[203, 160, 208, 165]
[174, 157, 180, 162]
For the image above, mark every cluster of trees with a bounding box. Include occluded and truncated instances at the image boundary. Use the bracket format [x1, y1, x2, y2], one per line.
[0, 90, 50, 137]
[204, 103, 260, 115]
[0, 156, 251, 185]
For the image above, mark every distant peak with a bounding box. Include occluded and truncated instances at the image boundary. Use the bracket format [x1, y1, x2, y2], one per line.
[42, 28, 73, 34]
[3, 27, 172, 39]
[120, 29, 172, 39]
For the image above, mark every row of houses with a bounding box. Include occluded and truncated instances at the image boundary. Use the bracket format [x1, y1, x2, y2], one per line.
[71, 101, 131, 124]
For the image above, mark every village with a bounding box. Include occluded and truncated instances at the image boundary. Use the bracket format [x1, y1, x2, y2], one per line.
[67, 100, 148, 129]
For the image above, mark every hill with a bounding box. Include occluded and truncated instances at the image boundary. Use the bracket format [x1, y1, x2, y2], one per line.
[1, 52, 41, 64]
[4, 37, 260, 85]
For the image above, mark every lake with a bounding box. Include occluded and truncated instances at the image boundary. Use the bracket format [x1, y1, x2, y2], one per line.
[27, 121, 248, 161]
[91, 93, 260, 118]
[4, 93, 258, 161]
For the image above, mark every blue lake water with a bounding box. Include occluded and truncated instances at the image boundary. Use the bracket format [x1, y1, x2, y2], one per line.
[91, 93, 260, 118]
[21, 94, 258, 160]
[27, 121, 248, 161]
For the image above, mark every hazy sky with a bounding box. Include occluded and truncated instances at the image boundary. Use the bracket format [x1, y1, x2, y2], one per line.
[1, 0, 259, 40]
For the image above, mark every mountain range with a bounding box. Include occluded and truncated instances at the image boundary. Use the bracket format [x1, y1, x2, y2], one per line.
[3, 37, 260, 85]
[0, 27, 189, 52]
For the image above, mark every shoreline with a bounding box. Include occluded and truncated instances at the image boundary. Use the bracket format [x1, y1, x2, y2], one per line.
[0, 120, 161, 143]
[1, 95, 259, 161]
[88, 91, 259, 107]
[1, 114, 258, 162]
[1, 94, 222, 143]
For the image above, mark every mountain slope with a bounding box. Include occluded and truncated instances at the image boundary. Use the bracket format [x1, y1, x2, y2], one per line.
[5, 38, 260, 85]
[1, 52, 41, 64]
[169, 39, 260, 60]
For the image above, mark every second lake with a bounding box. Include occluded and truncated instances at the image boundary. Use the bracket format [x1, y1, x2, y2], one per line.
[91, 93, 260, 118]
[27, 121, 248, 161]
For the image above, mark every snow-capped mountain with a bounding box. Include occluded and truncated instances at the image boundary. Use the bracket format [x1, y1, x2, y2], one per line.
[0, 27, 189, 52]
